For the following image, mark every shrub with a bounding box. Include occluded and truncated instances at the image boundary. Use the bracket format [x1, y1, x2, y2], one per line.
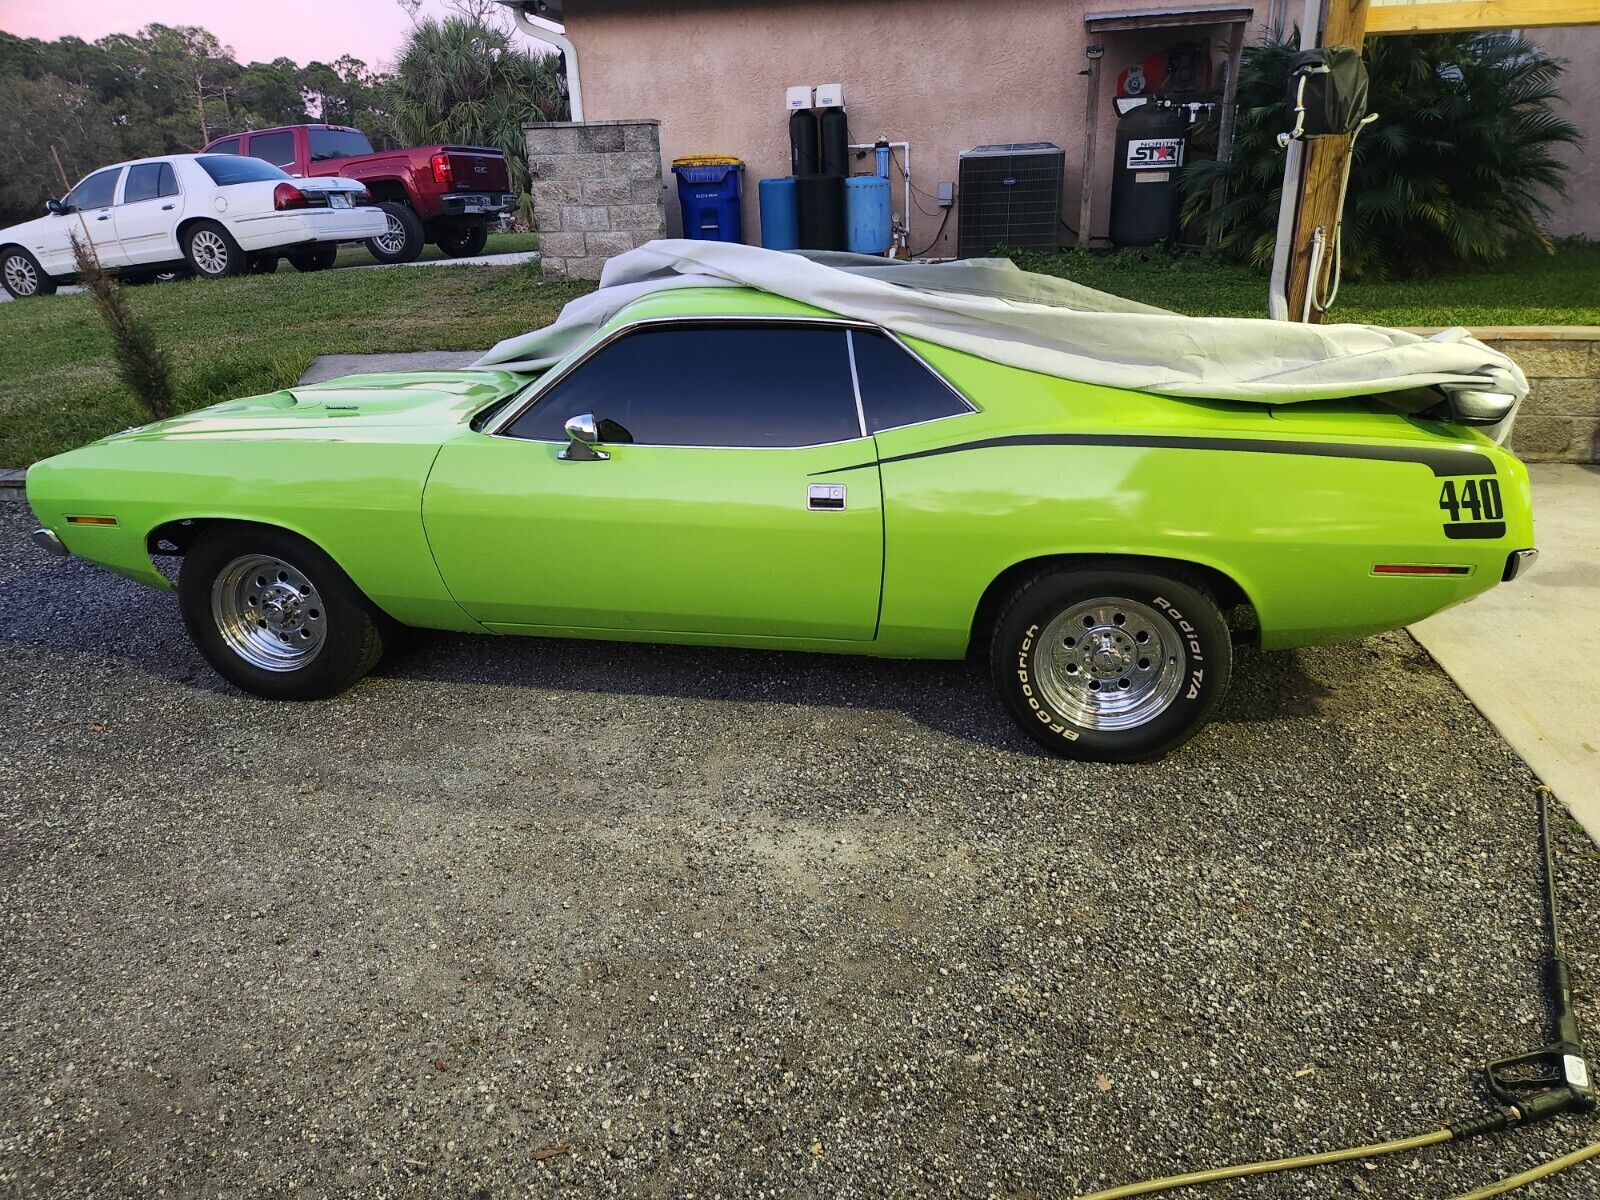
[68, 230, 175, 420]
[1183, 32, 1582, 278]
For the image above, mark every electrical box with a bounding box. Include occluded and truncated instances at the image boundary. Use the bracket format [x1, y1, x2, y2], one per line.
[937, 181, 955, 208]
[815, 83, 845, 109]
[786, 85, 814, 110]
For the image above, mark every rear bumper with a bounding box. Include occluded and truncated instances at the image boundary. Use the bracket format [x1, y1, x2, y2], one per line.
[437, 193, 516, 219]
[231, 208, 388, 251]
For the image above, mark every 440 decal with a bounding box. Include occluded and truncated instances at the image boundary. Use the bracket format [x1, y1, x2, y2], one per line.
[1439, 477, 1506, 540]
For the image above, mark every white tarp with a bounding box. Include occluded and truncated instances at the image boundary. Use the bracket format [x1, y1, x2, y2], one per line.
[475, 239, 1527, 407]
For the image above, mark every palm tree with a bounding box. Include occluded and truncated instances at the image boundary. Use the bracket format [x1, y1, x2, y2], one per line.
[388, 16, 568, 199]
[1183, 32, 1581, 277]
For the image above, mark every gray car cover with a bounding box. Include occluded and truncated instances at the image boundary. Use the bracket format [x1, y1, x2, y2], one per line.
[475, 239, 1526, 408]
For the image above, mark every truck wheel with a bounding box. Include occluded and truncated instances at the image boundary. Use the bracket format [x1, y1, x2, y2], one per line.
[183, 221, 247, 278]
[435, 222, 489, 258]
[367, 202, 424, 264]
[178, 525, 388, 701]
[288, 246, 338, 272]
[2, 247, 57, 299]
[989, 565, 1232, 762]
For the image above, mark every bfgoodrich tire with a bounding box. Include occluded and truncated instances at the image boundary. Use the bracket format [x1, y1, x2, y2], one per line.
[179, 525, 387, 701]
[989, 565, 1232, 762]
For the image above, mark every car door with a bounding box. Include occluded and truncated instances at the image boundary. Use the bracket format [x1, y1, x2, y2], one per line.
[113, 162, 183, 265]
[37, 166, 127, 273]
[423, 320, 885, 641]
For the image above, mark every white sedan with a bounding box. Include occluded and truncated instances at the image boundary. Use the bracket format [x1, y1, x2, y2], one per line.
[0, 153, 387, 299]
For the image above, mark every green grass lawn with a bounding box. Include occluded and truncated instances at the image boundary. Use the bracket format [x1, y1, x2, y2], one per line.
[3, 241, 1597, 469]
[0, 261, 584, 467]
[329, 230, 539, 270]
[1010, 240, 1600, 326]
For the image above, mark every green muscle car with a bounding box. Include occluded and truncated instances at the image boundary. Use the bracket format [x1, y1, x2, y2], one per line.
[25, 285, 1535, 761]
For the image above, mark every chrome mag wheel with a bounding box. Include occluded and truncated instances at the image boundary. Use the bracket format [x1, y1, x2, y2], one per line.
[3, 253, 39, 296]
[189, 228, 230, 275]
[1034, 596, 1186, 731]
[211, 555, 327, 672]
[374, 213, 407, 255]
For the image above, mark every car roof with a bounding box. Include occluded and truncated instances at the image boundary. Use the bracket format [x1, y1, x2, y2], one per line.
[609, 286, 843, 328]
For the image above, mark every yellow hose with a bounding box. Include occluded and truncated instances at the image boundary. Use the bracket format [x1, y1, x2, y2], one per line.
[1074, 1129, 1453, 1199]
[1450, 1140, 1600, 1200]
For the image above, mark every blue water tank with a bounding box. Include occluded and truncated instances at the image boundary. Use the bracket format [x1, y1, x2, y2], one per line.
[759, 176, 800, 251]
[845, 175, 892, 255]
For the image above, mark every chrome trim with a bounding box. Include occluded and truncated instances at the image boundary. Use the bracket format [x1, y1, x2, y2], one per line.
[1504, 548, 1539, 582]
[31, 528, 68, 558]
[844, 329, 869, 439]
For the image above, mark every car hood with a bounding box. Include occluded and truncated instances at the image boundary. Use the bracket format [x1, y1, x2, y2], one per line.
[103, 370, 525, 444]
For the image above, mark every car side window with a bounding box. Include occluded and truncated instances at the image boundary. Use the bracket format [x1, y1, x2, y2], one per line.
[502, 324, 862, 448]
[209, 137, 241, 156]
[850, 329, 973, 432]
[157, 162, 179, 198]
[248, 131, 296, 170]
[122, 163, 170, 205]
[68, 168, 123, 211]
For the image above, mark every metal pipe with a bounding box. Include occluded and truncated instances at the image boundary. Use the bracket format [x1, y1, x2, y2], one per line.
[507, 8, 585, 122]
[1267, 0, 1324, 320]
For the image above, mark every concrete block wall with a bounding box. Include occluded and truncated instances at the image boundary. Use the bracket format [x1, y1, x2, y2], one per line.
[524, 120, 665, 281]
[1479, 331, 1600, 464]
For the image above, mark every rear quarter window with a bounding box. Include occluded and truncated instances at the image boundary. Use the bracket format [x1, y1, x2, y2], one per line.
[850, 329, 973, 432]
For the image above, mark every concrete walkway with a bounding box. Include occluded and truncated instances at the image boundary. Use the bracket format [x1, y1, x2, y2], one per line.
[1410, 463, 1600, 837]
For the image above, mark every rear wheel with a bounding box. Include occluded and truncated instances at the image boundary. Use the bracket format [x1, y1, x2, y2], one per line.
[182, 221, 247, 279]
[434, 221, 489, 258]
[366, 201, 424, 264]
[178, 526, 388, 700]
[248, 255, 279, 275]
[288, 245, 338, 272]
[989, 566, 1232, 761]
[2, 248, 56, 298]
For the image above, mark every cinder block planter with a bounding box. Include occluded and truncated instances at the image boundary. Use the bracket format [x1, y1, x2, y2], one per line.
[1475, 329, 1599, 464]
[526, 120, 665, 281]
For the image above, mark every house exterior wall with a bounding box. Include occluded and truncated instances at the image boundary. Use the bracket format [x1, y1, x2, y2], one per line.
[562, 0, 1279, 256]
[1527, 25, 1600, 242]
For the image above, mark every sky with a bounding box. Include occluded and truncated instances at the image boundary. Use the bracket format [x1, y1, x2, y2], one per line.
[0, 0, 487, 70]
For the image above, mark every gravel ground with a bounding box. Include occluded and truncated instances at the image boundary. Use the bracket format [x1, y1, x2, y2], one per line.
[2, 488, 1598, 1199]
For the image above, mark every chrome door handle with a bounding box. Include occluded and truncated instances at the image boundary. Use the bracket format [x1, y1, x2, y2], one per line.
[161, 204, 174, 211]
[807, 484, 846, 511]
[96, 215, 110, 221]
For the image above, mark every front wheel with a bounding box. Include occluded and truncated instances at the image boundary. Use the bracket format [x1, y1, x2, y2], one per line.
[178, 526, 388, 700]
[2, 248, 57, 299]
[989, 566, 1232, 762]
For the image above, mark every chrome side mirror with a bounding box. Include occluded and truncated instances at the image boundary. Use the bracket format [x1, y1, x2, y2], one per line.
[560, 412, 609, 460]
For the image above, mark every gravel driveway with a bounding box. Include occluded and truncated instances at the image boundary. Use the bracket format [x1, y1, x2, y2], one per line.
[2, 489, 1597, 1198]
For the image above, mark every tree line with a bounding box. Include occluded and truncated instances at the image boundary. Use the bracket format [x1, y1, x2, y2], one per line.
[0, 18, 567, 225]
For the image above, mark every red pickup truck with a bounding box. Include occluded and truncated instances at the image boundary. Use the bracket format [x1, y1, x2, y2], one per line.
[200, 124, 515, 264]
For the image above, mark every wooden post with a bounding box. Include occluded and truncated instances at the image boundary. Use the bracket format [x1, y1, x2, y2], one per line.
[1285, 0, 1370, 323]
[1078, 49, 1103, 248]
[1208, 19, 1248, 250]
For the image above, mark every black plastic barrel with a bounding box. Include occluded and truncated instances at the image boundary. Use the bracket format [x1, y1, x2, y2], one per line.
[796, 174, 846, 251]
[789, 110, 820, 176]
[1109, 102, 1188, 247]
[819, 107, 850, 177]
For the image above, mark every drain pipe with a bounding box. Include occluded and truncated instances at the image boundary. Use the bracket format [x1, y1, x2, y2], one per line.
[1267, 0, 1323, 320]
[505, 5, 585, 122]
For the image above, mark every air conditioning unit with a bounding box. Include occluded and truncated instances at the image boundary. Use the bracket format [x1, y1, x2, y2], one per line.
[956, 142, 1064, 258]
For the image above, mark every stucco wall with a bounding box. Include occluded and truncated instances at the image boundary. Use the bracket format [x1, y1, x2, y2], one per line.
[563, 0, 1278, 256]
[1527, 26, 1600, 242]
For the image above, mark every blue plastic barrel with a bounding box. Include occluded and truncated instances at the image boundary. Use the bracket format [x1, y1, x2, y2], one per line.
[759, 177, 800, 250]
[845, 175, 892, 255]
[672, 162, 744, 242]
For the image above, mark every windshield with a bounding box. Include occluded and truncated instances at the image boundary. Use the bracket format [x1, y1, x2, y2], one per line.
[196, 155, 291, 186]
[309, 128, 374, 161]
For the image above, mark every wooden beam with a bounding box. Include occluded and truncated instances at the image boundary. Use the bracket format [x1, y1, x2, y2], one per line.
[1285, 0, 1370, 323]
[1079, 52, 1104, 247]
[1208, 19, 1248, 250]
[1368, 0, 1600, 34]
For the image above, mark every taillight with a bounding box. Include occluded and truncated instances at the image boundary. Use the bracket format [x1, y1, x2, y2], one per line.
[273, 182, 308, 210]
[430, 152, 453, 187]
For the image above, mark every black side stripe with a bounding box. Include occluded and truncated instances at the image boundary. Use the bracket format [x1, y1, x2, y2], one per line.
[809, 433, 1493, 478]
